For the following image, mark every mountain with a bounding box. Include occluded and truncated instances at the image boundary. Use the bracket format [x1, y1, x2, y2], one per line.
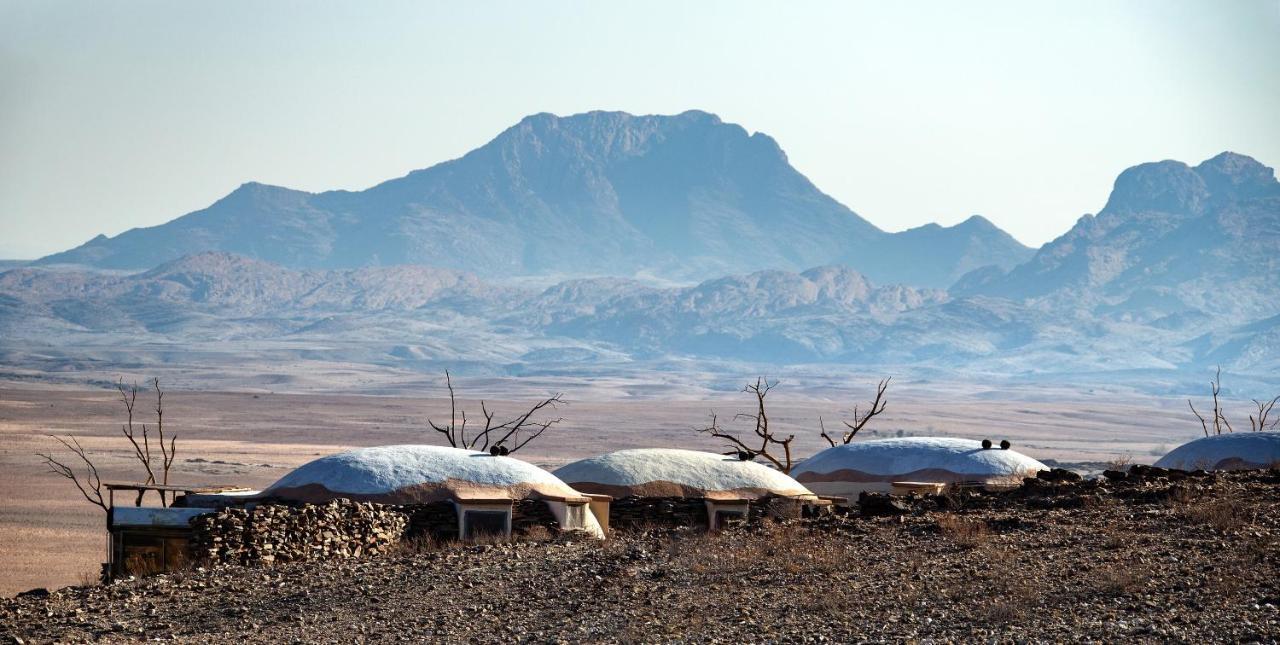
[877, 215, 1033, 287]
[954, 152, 1280, 324]
[1184, 313, 1280, 375]
[36, 110, 1025, 288]
[0, 252, 1201, 374]
[0, 252, 488, 320]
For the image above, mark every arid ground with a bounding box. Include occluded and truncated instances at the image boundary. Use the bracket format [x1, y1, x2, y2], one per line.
[0, 376, 1208, 597]
[4, 467, 1278, 642]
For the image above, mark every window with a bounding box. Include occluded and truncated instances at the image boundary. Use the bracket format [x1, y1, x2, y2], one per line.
[462, 510, 509, 539]
[117, 531, 190, 576]
[562, 503, 587, 530]
[713, 509, 746, 530]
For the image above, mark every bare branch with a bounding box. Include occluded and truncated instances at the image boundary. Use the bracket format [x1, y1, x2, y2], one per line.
[425, 371, 566, 454]
[38, 435, 107, 513]
[151, 378, 176, 506]
[1249, 396, 1280, 433]
[1188, 367, 1277, 436]
[487, 394, 565, 453]
[836, 377, 890, 444]
[427, 370, 460, 448]
[1212, 367, 1230, 435]
[1189, 399, 1210, 438]
[818, 417, 837, 448]
[696, 377, 795, 473]
[117, 379, 157, 505]
[698, 413, 767, 464]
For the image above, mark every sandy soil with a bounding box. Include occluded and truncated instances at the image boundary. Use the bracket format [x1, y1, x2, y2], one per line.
[0, 377, 1206, 596]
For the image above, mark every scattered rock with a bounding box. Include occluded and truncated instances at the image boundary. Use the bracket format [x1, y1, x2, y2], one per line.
[858, 493, 910, 517]
[1037, 468, 1083, 483]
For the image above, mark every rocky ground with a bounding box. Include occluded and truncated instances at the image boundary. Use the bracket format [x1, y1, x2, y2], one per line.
[4, 467, 1279, 643]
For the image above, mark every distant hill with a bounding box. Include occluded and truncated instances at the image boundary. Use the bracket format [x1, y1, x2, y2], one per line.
[35, 110, 1029, 288]
[953, 152, 1280, 324]
[2, 251, 1260, 376]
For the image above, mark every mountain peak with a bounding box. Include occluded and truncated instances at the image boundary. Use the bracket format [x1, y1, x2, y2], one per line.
[517, 109, 724, 126]
[1194, 151, 1279, 199]
[1196, 151, 1270, 176]
[956, 214, 997, 230]
[1102, 159, 1208, 216]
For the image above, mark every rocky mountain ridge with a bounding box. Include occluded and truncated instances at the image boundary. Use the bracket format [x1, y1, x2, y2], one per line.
[3, 249, 1275, 377]
[35, 110, 1032, 288]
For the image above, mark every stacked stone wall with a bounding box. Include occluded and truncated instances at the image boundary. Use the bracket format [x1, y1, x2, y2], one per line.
[512, 499, 559, 534]
[190, 500, 407, 566]
[609, 496, 709, 529]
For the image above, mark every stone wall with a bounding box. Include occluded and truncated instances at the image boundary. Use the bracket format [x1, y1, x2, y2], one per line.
[610, 496, 709, 529]
[189, 498, 578, 567]
[190, 500, 408, 566]
[403, 501, 459, 542]
[512, 499, 559, 535]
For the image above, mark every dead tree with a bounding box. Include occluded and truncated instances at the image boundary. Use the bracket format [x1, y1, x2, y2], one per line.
[37, 435, 108, 514]
[427, 370, 564, 454]
[697, 377, 796, 474]
[1249, 396, 1279, 433]
[152, 378, 176, 486]
[1188, 367, 1279, 437]
[1188, 367, 1234, 437]
[116, 378, 176, 505]
[42, 377, 178, 511]
[820, 377, 890, 446]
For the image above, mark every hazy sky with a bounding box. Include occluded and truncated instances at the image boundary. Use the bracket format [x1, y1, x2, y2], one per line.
[2, 1, 1277, 258]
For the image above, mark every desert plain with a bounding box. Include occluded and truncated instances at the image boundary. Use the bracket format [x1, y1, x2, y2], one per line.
[0, 373, 1209, 597]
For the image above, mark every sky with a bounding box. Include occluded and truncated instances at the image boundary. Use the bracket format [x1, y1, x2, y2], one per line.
[1, 1, 1278, 259]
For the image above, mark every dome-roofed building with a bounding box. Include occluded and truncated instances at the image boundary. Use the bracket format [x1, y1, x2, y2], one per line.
[791, 437, 1048, 498]
[553, 448, 823, 530]
[263, 445, 604, 539]
[1154, 433, 1280, 471]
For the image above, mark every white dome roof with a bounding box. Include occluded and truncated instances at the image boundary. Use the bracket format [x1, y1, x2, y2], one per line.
[553, 448, 815, 500]
[264, 445, 585, 503]
[792, 437, 1047, 485]
[1154, 433, 1280, 471]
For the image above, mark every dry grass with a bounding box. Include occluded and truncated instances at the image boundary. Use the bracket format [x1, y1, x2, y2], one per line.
[978, 565, 1039, 624]
[935, 513, 989, 548]
[1098, 524, 1132, 551]
[1091, 563, 1148, 596]
[75, 569, 103, 588]
[1172, 493, 1249, 533]
[1106, 454, 1133, 470]
[518, 525, 553, 542]
[1182, 497, 1248, 532]
[395, 534, 445, 555]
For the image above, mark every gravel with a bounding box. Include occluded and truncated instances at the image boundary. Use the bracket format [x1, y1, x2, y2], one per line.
[3, 468, 1278, 643]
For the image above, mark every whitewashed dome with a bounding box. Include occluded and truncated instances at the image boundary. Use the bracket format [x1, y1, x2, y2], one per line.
[552, 448, 816, 500]
[1154, 433, 1280, 471]
[791, 437, 1047, 496]
[263, 445, 587, 504]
